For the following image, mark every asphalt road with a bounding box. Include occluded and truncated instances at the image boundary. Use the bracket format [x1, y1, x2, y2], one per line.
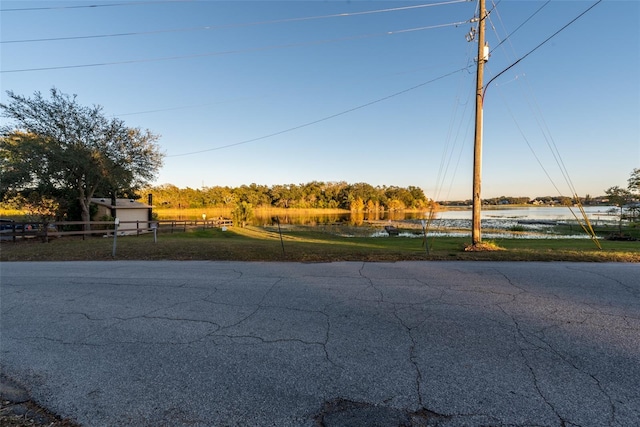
[1, 261, 638, 427]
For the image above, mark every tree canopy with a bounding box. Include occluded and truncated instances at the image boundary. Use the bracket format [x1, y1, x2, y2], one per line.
[1, 88, 164, 222]
[144, 181, 432, 212]
[603, 169, 640, 227]
[628, 168, 640, 195]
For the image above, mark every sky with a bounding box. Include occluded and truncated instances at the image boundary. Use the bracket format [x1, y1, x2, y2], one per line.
[1, 0, 639, 201]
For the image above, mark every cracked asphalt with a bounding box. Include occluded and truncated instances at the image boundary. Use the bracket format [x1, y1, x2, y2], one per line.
[0, 261, 638, 426]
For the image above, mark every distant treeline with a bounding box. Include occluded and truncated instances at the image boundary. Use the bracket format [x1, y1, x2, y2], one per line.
[439, 195, 612, 206]
[143, 182, 433, 211]
[141, 183, 614, 211]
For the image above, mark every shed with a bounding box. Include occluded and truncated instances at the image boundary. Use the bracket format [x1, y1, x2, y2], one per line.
[91, 198, 152, 233]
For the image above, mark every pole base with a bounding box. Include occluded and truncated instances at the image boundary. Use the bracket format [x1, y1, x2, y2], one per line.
[464, 242, 505, 252]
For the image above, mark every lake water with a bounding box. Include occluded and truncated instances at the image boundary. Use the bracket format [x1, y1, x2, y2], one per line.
[255, 206, 618, 239]
[395, 206, 617, 239]
[254, 206, 617, 224]
[435, 206, 616, 221]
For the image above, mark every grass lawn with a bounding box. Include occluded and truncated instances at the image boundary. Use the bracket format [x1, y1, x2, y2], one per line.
[1, 226, 638, 262]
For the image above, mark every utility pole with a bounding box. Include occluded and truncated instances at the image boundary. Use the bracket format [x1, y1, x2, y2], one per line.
[471, 0, 488, 246]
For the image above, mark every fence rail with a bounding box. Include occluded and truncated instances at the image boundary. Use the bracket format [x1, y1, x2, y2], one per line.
[0, 218, 233, 242]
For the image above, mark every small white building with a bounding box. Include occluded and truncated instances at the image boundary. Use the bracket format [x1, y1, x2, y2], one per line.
[91, 198, 153, 233]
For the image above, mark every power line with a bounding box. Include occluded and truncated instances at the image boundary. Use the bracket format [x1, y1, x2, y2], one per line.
[114, 98, 254, 117]
[431, 41, 476, 203]
[2, 0, 468, 44]
[111, 61, 459, 118]
[1, 20, 470, 74]
[487, 0, 604, 245]
[0, 0, 192, 12]
[484, 0, 602, 94]
[489, 0, 551, 54]
[168, 66, 469, 157]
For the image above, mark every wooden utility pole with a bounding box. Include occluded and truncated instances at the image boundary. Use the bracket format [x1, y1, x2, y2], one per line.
[471, 0, 487, 246]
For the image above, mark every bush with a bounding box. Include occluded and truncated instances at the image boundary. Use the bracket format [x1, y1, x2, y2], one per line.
[232, 202, 254, 228]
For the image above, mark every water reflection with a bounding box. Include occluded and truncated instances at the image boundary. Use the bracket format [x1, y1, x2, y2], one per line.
[253, 206, 617, 226]
[253, 210, 413, 226]
[435, 206, 616, 221]
[252, 206, 618, 239]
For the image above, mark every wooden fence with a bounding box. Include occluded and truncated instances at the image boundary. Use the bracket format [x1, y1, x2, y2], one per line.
[0, 218, 233, 242]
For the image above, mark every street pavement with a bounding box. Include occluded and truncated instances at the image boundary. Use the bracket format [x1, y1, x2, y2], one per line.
[0, 261, 638, 426]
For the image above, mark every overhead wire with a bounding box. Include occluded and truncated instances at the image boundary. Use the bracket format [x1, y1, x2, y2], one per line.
[519, 73, 601, 246]
[422, 3, 478, 242]
[489, 1, 599, 225]
[433, 49, 475, 203]
[167, 66, 470, 157]
[0, 1, 475, 130]
[488, 0, 550, 54]
[2, 0, 469, 44]
[0, 1, 193, 12]
[113, 61, 462, 117]
[487, 0, 602, 246]
[1, 20, 470, 74]
[5, 0, 476, 201]
[438, 0, 480, 204]
[113, 97, 257, 117]
[431, 0, 479, 205]
[423, 46, 475, 243]
[442, 85, 474, 203]
[491, 74, 600, 247]
[483, 0, 602, 96]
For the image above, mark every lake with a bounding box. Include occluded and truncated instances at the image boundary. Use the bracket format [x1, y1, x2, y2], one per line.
[435, 206, 617, 221]
[253, 206, 618, 239]
[415, 206, 618, 239]
[253, 206, 617, 224]
[159, 206, 619, 239]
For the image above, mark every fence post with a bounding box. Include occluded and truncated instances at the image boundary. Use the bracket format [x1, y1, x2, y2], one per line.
[112, 218, 119, 258]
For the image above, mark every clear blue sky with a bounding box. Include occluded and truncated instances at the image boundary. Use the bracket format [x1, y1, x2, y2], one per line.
[2, 0, 638, 201]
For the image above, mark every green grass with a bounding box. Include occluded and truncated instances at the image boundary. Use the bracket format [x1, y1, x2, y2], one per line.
[552, 222, 640, 238]
[1, 226, 638, 262]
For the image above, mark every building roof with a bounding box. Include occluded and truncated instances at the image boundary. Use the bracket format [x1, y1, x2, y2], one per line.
[91, 198, 151, 209]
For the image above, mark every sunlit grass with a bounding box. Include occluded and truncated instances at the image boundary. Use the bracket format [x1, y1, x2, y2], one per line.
[154, 207, 231, 220]
[1, 225, 638, 262]
[0, 208, 27, 219]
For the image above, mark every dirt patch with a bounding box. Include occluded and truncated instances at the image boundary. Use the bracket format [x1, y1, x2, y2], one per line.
[314, 398, 451, 427]
[0, 375, 79, 427]
[464, 242, 505, 251]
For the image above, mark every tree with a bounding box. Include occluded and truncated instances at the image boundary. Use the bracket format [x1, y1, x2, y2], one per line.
[2, 192, 59, 222]
[386, 198, 406, 211]
[269, 184, 302, 208]
[301, 181, 324, 208]
[628, 168, 640, 195]
[349, 197, 365, 212]
[605, 186, 632, 233]
[232, 201, 253, 227]
[1, 89, 164, 224]
[348, 182, 378, 206]
[626, 168, 640, 222]
[235, 183, 270, 207]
